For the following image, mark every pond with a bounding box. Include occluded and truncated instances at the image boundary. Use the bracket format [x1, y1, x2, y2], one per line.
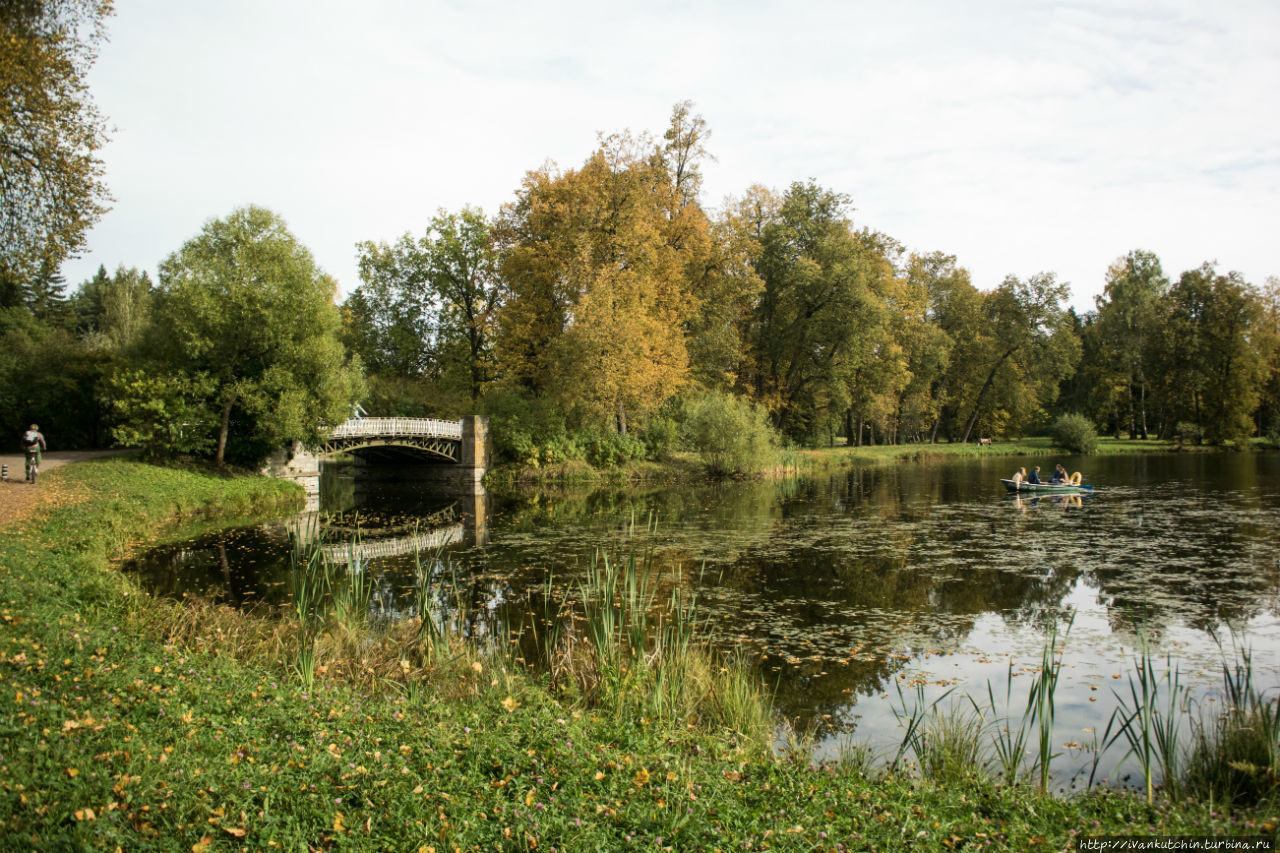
[123, 451, 1280, 789]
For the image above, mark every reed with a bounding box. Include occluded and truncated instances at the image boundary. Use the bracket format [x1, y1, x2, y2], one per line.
[551, 547, 772, 744]
[1184, 644, 1280, 806]
[890, 680, 957, 774]
[974, 662, 1034, 786]
[287, 526, 328, 688]
[919, 704, 985, 784]
[1106, 635, 1187, 804]
[1030, 613, 1071, 793]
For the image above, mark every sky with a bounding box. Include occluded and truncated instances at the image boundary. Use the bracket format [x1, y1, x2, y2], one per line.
[64, 0, 1280, 312]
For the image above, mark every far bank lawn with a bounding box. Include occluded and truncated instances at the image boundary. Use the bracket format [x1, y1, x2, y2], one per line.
[0, 458, 1275, 851]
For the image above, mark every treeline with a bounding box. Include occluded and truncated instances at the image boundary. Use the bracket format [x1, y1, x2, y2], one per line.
[0, 208, 362, 464]
[342, 103, 1280, 461]
[2, 103, 1278, 464]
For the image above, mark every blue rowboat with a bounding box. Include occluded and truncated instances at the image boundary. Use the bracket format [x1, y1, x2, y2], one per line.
[1001, 478, 1093, 494]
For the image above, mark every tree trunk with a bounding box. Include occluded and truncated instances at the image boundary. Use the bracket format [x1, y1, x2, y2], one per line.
[1139, 381, 1149, 439]
[616, 400, 627, 436]
[215, 396, 234, 466]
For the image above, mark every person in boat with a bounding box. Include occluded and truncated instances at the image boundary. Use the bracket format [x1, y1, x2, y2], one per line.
[1011, 467, 1026, 485]
[1050, 464, 1068, 484]
[1027, 466, 1042, 484]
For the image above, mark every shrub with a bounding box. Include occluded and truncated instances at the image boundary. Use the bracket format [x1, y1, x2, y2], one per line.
[642, 414, 679, 460]
[480, 388, 571, 466]
[679, 391, 779, 475]
[1176, 421, 1203, 447]
[579, 426, 646, 467]
[1050, 412, 1098, 455]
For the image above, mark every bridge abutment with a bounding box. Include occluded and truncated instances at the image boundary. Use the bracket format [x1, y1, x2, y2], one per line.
[261, 441, 322, 510]
[459, 415, 491, 482]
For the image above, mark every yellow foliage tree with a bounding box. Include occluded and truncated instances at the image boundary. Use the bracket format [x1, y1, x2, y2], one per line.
[497, 122, 715, 433]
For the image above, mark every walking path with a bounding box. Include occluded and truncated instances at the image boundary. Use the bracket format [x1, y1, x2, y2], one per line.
[0, 450, 134, 528]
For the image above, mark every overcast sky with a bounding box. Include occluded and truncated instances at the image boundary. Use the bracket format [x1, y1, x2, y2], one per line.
[64, 0, 1279, 311]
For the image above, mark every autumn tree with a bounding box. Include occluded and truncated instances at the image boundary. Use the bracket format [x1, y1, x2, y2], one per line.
[0, 0, 113, 304]
[146, 206, 363, 465]
[496, 124, 709, 434]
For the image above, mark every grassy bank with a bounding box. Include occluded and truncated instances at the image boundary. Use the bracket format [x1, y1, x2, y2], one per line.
[795, 435, 1206, 471]
[488, 435, 1198, 484]
[1, 459, 1275, 850]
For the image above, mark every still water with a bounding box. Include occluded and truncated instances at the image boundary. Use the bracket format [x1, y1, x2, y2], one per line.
[125, 452, 1280, 787]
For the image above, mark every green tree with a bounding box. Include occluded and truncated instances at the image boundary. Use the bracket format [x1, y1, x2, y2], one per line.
[1092, 250, 1168, 438]
[953, 272, 1079, 443]
[102, 368, 215, 457]
[347, 234, 434, 378]
[1149, 264, 1265, 445]
[150, 206, 363, 465]
[687, 190, 766, 393]
[0, 306, 108, 447]
[745, 181, 894, 443]
[72, 263, 152, 350]
[1258, 276, 1280, 439]
[889, 253, 956, 443]
[422, 207, 501, 403]
[909, 253, 982, 443]
[0, 0, 113, 302]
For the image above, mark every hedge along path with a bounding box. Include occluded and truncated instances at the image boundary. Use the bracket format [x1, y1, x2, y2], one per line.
[0, 451, 132, 528]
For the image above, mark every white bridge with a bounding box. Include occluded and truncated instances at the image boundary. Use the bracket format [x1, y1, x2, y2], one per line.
[264, 415, 490, 503]
[327, 417, 463, 441]
[319, 417, 475, 463]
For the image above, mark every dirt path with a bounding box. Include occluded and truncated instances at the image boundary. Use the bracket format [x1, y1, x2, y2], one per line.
[0, 450, 134, 528]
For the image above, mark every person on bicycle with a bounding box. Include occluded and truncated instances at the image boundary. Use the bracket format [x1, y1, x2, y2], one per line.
[22, 424, 45, 484]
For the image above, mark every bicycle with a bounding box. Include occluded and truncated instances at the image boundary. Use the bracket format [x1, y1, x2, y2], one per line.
[25, 451, 39, 485]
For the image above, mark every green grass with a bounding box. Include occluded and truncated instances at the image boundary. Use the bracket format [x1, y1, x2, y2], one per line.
[797, 435, 1203, 471]
[1, 458, 1277, 850]
[488, 435, 1199, 484]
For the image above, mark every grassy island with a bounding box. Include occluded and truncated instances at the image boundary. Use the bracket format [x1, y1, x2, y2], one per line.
[1, 459, 1275, 851]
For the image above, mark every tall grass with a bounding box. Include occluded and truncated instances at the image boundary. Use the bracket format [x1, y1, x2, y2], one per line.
[1184, 644, 1280, 806]
[1106, 636, 1186, 804]
[1030, 614, 1071, 793]
[566, 548, 772, 744]
[974, 663, 1034, 786]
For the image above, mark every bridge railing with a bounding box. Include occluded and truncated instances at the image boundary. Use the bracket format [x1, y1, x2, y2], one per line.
[327, 417, 463, 441]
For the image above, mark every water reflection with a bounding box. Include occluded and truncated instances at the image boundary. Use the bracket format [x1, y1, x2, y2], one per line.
[122, 452, 1280, 784]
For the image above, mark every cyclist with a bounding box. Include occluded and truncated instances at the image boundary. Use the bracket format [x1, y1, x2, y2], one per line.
[21, 424, 45, 484]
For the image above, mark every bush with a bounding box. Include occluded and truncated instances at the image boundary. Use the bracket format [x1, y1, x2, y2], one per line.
[679, 391, 779, 475]
[1176, 421, 1203, 447]
[1050, 412, 1098, 454]
[480, 388, 572, 466]
[579, 426, 646, 467]
[642, 414, 679, 460]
